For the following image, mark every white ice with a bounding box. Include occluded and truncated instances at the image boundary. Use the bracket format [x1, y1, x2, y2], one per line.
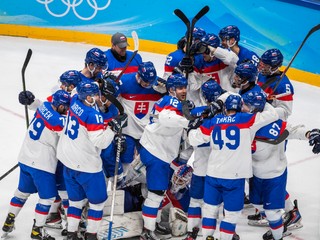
[0, 36, 319, 240]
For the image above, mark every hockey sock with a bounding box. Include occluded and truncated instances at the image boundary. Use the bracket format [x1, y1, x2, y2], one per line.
[86, 202, 105, 234]
[187, 198, 202, 232]
[142, 191, 163, 231]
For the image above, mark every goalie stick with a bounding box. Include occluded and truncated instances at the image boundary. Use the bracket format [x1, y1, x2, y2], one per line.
[0, 49, 32, 182]
[114, 31, 139, 83]
[267, 23, 320, 96]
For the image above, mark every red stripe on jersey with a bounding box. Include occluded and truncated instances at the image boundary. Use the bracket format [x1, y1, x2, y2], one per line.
[113, 66, 139, 73]
[69, 112, 104, 131]
[163, 105, 183, 116]
[164, 65, 174, 73]
[47, 95, 53, 102]
[121, 93, 162, 101]
[35, 112, 63, 132]
[202, 62, 228, 73]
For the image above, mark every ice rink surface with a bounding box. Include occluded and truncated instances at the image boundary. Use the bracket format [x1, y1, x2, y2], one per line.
[0, 36, 319, 239]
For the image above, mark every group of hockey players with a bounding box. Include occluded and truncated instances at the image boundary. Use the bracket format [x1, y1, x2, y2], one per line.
[2, 24, 320, 240]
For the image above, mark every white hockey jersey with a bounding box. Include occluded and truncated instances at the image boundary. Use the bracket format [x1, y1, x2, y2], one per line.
[188, 103, 278, 179]
[140, 95, 189, 164]
[57, 95, 114, 173]
[18, 102, 65, 174]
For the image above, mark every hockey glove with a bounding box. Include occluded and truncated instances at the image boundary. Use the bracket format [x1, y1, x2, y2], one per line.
[114, 134, 127, 154]
[18, 90, 35, 105]
[178, 57, 194, 73]
[203, 100, 223, 118]
[308, 128, 320, 154]
[190, 41, 210, 55]
[108, 113, 128, 133]
[186, 100, 195, 110]
[157, 77, 167, 88]
[187, 117, 203, 135]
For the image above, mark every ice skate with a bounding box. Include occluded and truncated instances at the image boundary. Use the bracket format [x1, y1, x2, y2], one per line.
[31, 219, 55, 240]
[140, 228, 163, 240]
[45, 212, 63, 229]
[283, 199, 303, 230]
[1, 213, 15, 238]
[154, 222, 171, 239]
[247, 212, 268, 227]
[184, 227, 199, 240]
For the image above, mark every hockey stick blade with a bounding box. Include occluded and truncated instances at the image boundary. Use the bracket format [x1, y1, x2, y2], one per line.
[271, 23, 320, 94]
[22, 49, 32, 91]
[131, 30, 139, 51]
[255, 129, 289, 145]
[192, 5, 209, 25]
[174, 9, 190, 28]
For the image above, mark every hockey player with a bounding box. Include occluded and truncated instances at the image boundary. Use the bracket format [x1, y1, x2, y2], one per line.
[188, 32, 239, 94]
[1, 90, 71, 240]
[117, 61, 163, 173]
[105, 32, 143, 74]
[139, 74, 194, 240]
[184, 80, 225, 240]
[255, 48, 302, 233]
[163, 27, 206, 80]
[219, 25, 260, 67]
[187, 93, 278, 240]
[18, 70, 83, 233]
[56, 80, 127, 240]
[18, 69, 82, 111]
[81, 48, 107, 81]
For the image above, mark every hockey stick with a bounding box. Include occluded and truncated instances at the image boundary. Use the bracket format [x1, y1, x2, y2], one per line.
[255, 129, 289, 145]
[22, 49, 33, 127]
[107, 96, 124, 240]
[174, 6, 210, 79]
[269, 24, 320, 95]
[114, 31, 139, 83]
[0, 49, 32, 182]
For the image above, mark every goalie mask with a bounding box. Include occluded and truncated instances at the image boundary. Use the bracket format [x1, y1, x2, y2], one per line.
[170, 164, 193, 194]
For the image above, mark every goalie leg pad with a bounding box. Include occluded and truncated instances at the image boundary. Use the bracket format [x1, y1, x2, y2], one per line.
[169, 207, 188, 237]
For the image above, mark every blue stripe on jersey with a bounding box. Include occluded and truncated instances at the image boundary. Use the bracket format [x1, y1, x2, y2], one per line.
[119, 73, 163, 96]
[200, 112, 256, 135]
[105, 49, 142, 72]
[69, 95, 104, 131]
[34, 101, 65, 131]
[190, 106, 207, 117]
[152, 95, 183, 116]
[255, 119, 286, 140]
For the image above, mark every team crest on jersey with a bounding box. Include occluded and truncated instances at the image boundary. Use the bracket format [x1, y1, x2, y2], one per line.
[134, 102, 149, 119]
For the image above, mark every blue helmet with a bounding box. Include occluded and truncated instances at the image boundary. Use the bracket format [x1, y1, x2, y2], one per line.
[77, 80, 100, 101]
[261, 48, 283, 68]
[101, 77, 120, 97]
[85, 48, 107, 67]
[242, 91, 267, 113]
[192, 27, 207, 41]
[201, 80, 223, 103]
[235, 62, 258, 83]
[201, 33, 220, 48]
[59, 70, 82, 88]
[52, 90, 71, 108]
[166, 74, 188, 91]
[219, 25, 240, 42]
[138, 61, 157, 84]
[225, 94, 242, 112]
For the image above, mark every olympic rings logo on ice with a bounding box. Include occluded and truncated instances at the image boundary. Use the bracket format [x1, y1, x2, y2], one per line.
[36, 0, 111, 21]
